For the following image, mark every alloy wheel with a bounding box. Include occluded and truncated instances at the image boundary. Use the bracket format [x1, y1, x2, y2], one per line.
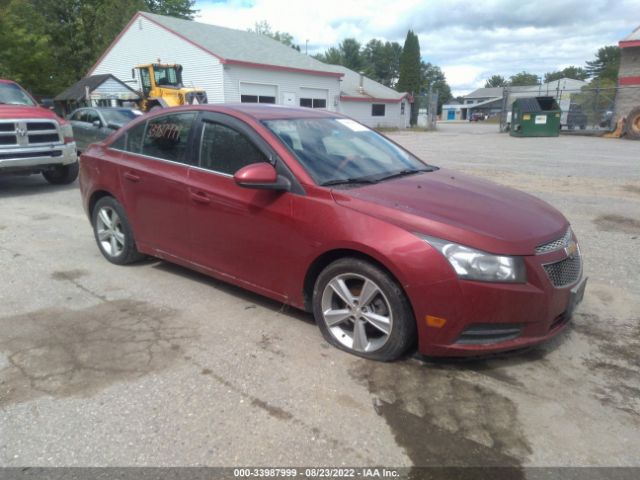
[320, 273, 393, 353]
[96, 206, 125, 257]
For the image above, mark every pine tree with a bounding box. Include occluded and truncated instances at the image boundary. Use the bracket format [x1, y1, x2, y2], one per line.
[396, 30, 421, 125]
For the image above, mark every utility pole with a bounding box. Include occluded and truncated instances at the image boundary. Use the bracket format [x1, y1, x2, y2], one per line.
[305, 40, 309, 55]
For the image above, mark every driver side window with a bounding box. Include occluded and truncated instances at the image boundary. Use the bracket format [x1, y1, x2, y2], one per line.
[199, 122, 268, 175]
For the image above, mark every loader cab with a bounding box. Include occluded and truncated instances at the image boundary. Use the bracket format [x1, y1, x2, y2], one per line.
[134, 64, 184, 97]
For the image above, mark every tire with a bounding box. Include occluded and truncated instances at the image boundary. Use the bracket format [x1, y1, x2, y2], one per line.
[42, 161, 79, 185]
[91, 196, 144, 265]
[625, 106, 640, 140]
[312, 258, 416, 361]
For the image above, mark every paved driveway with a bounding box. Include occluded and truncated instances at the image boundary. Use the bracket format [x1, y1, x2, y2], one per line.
[1, 123, 638, 469]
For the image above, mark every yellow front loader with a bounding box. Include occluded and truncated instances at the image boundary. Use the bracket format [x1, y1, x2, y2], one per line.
[132, 63, 208, 112]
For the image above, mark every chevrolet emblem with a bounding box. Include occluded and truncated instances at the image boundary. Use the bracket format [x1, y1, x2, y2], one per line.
[564, 240, 578, 259]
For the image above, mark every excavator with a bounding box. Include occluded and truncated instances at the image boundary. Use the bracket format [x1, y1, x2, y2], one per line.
[132, 63, 208, 112]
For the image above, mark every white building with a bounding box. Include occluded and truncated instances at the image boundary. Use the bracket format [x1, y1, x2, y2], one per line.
[88, 12, 409, 128]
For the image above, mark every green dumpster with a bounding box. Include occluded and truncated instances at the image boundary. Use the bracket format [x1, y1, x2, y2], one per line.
[510, 96, 561, 137]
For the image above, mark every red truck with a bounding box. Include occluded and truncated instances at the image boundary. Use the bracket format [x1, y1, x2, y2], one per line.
[0, 79, 78, 184]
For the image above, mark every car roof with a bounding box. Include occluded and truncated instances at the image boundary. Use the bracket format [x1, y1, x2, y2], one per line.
[154, 103, 344, 121]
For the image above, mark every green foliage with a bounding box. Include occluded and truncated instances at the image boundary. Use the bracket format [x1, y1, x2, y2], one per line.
[313, 47, 343, 65]
[484, 75, 506, 87]
[396, 30, 421, 95]
[339, 38, 363, 71]
[543, 66, 588, 83]
[0, 0, 196, 96]
[420, 61, 452, 112]
[145, 0, 196, 19]
[509, 71, 540, 86]
[0, 0, 54, 94]
[248, 20, 300, 51]
[361, 39, 402, 88]
[585, 45, 620, 83]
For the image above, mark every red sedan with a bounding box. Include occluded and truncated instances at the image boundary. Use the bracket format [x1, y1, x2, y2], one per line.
[79, 104, 586, 361]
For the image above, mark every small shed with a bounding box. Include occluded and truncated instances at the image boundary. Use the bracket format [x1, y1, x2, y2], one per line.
[54, 74, 140, 116]
[510, 96, 561, 137]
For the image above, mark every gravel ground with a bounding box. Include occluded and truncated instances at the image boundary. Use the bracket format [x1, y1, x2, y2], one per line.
[1, 122, 639, 471]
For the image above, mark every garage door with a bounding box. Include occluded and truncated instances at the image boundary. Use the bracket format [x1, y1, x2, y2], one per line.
[240, 83, 277, 104]
[299, 87, 328, 109]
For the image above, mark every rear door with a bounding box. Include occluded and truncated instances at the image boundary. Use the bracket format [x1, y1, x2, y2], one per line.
[69, 109, 91, 151]
[116, 112, 198, 261]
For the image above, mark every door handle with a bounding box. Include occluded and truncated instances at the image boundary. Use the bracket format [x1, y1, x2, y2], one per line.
[124, 171, 141, 183]
[190, 191, 211, 204]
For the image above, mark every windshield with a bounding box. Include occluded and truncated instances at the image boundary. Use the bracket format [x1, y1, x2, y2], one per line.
[0, 83, 36, 106]
[101, 109, 138, 125]
[263, 118, 434, 186]
[153, 66, 182, 87]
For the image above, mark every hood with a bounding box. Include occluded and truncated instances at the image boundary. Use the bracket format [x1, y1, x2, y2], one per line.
[331, 169, 568, 255]
[0, 104, 62, 122]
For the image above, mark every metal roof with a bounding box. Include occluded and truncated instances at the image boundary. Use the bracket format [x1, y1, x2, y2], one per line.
[333, 66, 406, 101]
[54, 74, 139, 101]
[141, 12, 344, 77]
[622, 25, 640, 42]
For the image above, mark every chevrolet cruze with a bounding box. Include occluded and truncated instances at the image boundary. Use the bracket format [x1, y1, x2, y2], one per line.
[79, 104, 586, 361]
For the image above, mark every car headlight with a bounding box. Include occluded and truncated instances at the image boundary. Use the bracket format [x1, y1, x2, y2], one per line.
[417, 234, 526, 283]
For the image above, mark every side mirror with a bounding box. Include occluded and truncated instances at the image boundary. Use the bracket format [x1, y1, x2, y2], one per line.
[107, 122, 120, 130]
[234, 163, 290, 191]
[92, 120, 102, 128]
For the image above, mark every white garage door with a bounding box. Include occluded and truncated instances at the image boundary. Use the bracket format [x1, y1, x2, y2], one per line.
[240, 83, 277, 104]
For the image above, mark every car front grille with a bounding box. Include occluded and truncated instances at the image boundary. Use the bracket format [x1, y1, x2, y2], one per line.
[543, 255, 582, 287]
[0, 120, 61, 147]
[536, 228, 572, 254]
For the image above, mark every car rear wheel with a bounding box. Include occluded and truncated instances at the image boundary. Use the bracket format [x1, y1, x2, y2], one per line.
[42, 161, 79, 185]
[312, 258, 416, 361]
[92, 197, 144, 265]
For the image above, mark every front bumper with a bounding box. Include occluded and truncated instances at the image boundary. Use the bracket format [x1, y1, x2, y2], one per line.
[408, 248, 585, 357]
[0, 142, 77, 172]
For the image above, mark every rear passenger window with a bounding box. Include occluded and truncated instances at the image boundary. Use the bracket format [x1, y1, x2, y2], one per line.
[199, 122, 268, 175]
[141, 113, 196, 163]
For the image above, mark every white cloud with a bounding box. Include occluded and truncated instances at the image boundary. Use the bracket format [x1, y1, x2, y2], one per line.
[195, 0, 640, 94]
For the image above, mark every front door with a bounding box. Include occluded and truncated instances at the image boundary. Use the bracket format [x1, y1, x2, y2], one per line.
[186, 113, 300, 298]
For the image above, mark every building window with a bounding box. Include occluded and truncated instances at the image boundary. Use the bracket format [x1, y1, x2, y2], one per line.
[372, 104, 385, 117]
[300, 98, 326, 109]
[400, 102, 405, 115]
[241, 95, 276, 104]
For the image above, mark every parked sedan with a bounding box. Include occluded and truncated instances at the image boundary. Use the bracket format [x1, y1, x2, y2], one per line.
[68, 107, 141, 152]
[79, 105, 586, 361]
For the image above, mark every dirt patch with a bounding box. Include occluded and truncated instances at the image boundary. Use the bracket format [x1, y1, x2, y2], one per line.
[51, 269, 89, 282]
[349, 360, 530, 470]
[0, 300, 195, 406]
[622, 184, 640, 196]
[251, 398, 294, 421]
[257, 333, 285, 357]
[574, 311, 640, 416]
[593, 214, 640, 235]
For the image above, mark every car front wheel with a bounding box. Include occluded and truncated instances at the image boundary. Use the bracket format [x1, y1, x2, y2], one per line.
[92, 196, 144, 265]
[312, 258, 416, 361]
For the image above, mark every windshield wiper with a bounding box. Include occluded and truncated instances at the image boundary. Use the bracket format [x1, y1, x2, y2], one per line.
[374, 168, 433, 182]
[320, 177, 378, 187]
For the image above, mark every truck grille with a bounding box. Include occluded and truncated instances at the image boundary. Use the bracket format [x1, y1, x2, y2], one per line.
[543, 255, 582, 287]
[0, 120, 61, 147]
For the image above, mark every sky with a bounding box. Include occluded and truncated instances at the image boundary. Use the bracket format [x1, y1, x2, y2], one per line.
[195, 0, 640, 96]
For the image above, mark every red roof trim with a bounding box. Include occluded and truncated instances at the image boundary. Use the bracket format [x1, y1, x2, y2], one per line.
[619, 76, 640, 86]
[340, 95, 406, 103]
[223, 59, 343, 77]
[619, 40, 640, 48]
